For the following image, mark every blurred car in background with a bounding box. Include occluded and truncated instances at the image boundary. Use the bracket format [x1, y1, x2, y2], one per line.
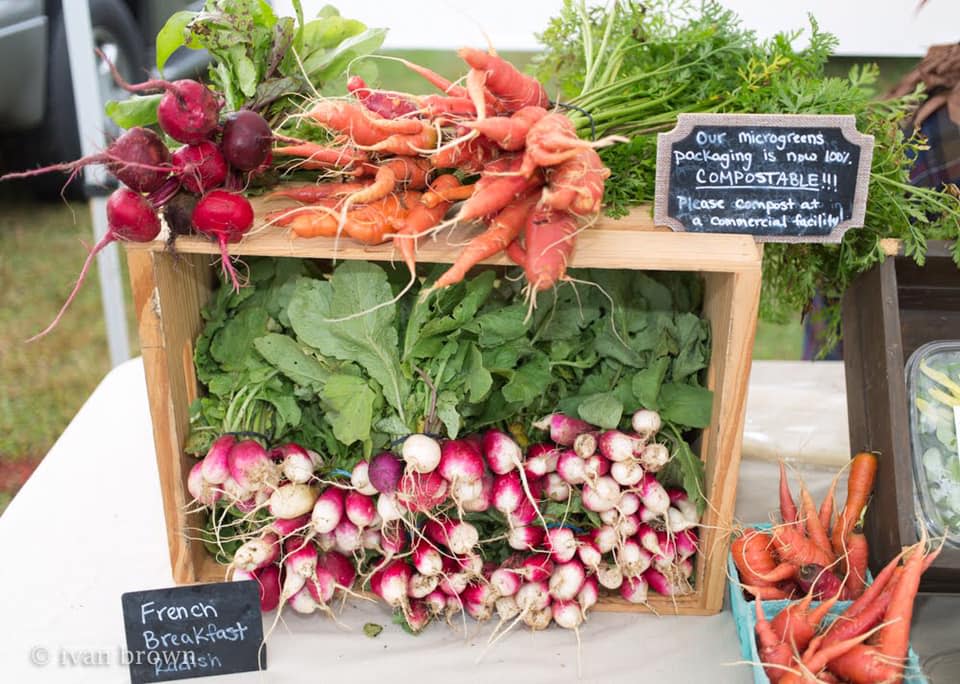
[0, 0, 206, 196]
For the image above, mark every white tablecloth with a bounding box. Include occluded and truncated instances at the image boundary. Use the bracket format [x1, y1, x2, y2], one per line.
[0, 359, 956, 683]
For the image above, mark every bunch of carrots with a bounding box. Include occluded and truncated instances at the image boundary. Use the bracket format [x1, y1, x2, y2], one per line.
[755, 533, 939, 683]
[265, 48, 615, 294]
[732, 452, 879, 602]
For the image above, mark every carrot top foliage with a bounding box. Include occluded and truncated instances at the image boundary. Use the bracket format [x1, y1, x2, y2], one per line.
[533, 0, 960, 346]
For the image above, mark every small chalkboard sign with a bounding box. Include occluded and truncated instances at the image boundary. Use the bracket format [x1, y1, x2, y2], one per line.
[121, 581, 266, 684]
[654, 113, 874, 242]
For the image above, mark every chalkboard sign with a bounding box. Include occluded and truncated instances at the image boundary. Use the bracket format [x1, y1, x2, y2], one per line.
[654, 113, 874, 242]
[121, 581, 266, 683]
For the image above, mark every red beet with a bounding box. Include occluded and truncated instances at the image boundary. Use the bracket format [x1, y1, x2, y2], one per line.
[0, 127, 172, 193]
[173, 141, 227, 194]
[221, 110, 273, 171]
[192, 190, 255, 291]
[29, 188, 160, 341]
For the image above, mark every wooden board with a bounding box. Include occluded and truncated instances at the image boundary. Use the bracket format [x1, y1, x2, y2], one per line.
[842, 242, 960, 590]
[128, 201, 762, 274]
[126, 202, 763, 615]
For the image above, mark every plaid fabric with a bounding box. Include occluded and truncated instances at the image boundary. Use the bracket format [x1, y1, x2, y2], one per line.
[909, 105, 960, 188]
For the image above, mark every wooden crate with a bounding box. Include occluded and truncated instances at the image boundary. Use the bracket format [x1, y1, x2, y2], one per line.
[842, 242, 960, 590]
[126, 202, 763, 615]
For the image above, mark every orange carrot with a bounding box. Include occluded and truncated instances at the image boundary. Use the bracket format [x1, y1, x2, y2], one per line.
[742, 583, 796, 600]
[772, 522, 835, 568]
[541, 147, 609, 216]
[271, 142, 367, 168]
[464, 106, 548, 151]
[265, 181, 372, 203]
[770, 593, 816, 650]
[418, 94, 478, 119]
[290, 195, 406, 243]
[799, 482, 833, 559]
[732, 528, 793, 585]
[875, 540, 936, 669]
[307, 101, 393, 146]
[819, 470, 840, 533]
[367, 124, 439, 156]
[429, 190, 540, 292]
[456, 155, 544, 223]
[756, 597, 795, 684]
[422, 183, 475, 208]
[393, 176, 460, 277]
[266, 201, 338, 228]
[831, 452, 878, 556]
[466, 68, 489, 120]
[521, 112, 593, 175]
[399, 58, 469, 97]
[779, 461, 799, 525]
[840, 524, 869, 599]
[457, 47, 550, 109]
[431, 125, 501, 172]
[520, 206, 578, 292]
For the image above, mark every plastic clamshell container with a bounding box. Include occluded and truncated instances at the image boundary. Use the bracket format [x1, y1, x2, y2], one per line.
[906, 340, 960, 547]
[728, 524, 904, 683]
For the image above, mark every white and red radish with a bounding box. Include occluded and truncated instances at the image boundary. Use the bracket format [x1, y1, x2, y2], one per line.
[583, 453, 611, 481]
[270, 513, 310, 537]
[533, 413, 593, 446]
[611, 459, 645, 487]
[425, 590, 447, 616]
[544, 472, 570, 502]
[631, 409, 662, 442]
[524, 443, 559, 477]
[493, 471, 523, 515]
[620, 575, 649, 604]
[283, 537, 318, 580]
[438, 438, 485, 483]
[305, 566, 337, 605]
[573, 432, 597, 458]
[519, 554, 554, 583]
[233, 533, 280, 572]
[402, 433, 442, 473]
[371, 559, 413, 608]
[412, 539, 443, 577]
[187, 462, 222, 506]
[462, 583, 497, 621]
[551, 599, 583, 630]
[507, 525, 544, 551]
[361, 527, 382, 551]
[676, 528, 698, 561]
[344, 491, 376, 527]
[424, 518, 479, 556]
[243, 564, 281, 612]
[548, 560, 586, 601]
[582, 476, 621, 512]
[266, 483, 318, 519]
[318, 550, 356, 589]
[524, 606, 553, 631]
[274, 443, 319, 484]
[591, 525, 618, 554]
[333, 519, 362, 554]
[201, 434, 236, 484]
[311, 487, 345, 533]
[515, 580, 551, 613]
[576, 535, 602, 571]
[496, 596, 521, 621]
[596, 561, 623, 590]
[638, 443, 671, 473]
[638, 473, 670, 516]
[287, 585, 320, 614]
[616, 512, 640, 539]
[577, 575, 599, 614]
[482, 429, 522, 474]
[617, 538, 652, 578]
[619, 492, 641, 516]
[228, 439, 279, 491]
[545, 527, 577, 563]
[598, 430, 639, 462]
[491, 566, 522, 597]
[397, 470, 448, 511]
[556, 449, 586, 485]
[408, 573, 440, 599]
[350, 460, 378, 496]
[644, 567, 691, 596]
[375, 492, 404, 523]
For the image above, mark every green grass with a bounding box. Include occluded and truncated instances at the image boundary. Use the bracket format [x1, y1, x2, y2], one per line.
[0, 197, 138, 463]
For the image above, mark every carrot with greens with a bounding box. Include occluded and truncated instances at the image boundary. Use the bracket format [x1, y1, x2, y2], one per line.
[429, 190, 540, 292]
[456, 155, 544, 222]
[831, 452, 878, 556]
[541, 147, 609, 216]
[464, 106, 548, 151]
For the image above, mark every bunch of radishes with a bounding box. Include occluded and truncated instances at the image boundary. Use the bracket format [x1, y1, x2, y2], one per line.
[190, 409, 700, 634]
[8, 70, 274, 340]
